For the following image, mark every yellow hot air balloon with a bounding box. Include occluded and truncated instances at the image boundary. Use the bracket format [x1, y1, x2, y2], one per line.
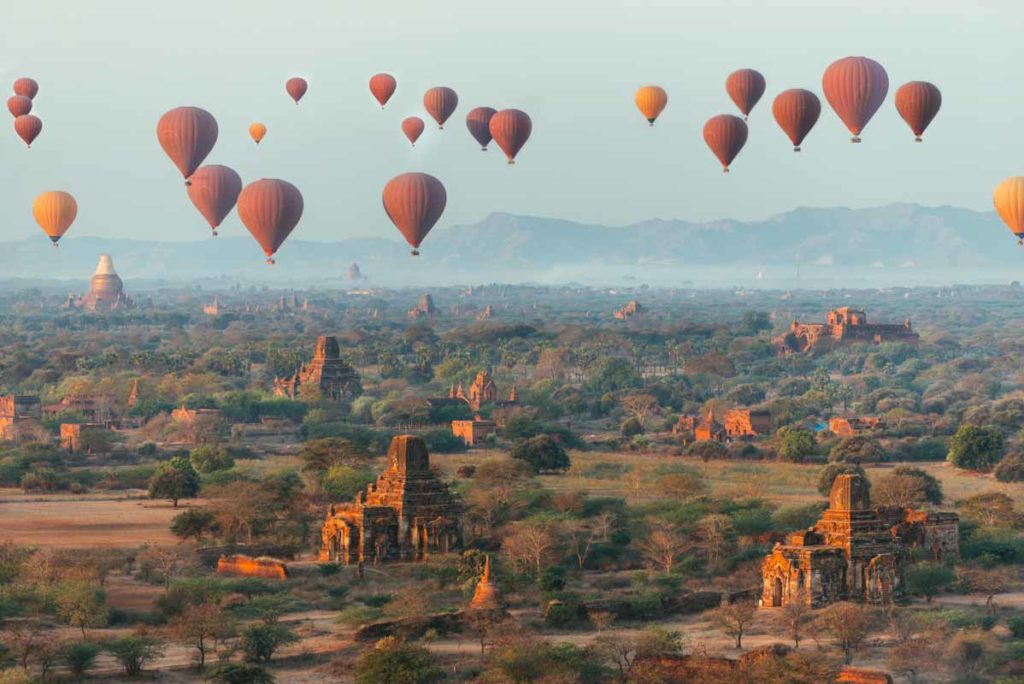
[994, 177, 1024, 245]
[32, 191, 77, 246]
[634, 85, 668, 126]
[249, 122, 267, 145]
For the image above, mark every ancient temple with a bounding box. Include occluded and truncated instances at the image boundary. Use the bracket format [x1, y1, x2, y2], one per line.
[319, 435, 463, 565]
[614, 300, 644, 320]
[63, 254, 133, 312]
[407, 294, 438, 319]
[274, 336, 362, 401]
[773, 307, 918, 354]
[761, 475, 958, 608]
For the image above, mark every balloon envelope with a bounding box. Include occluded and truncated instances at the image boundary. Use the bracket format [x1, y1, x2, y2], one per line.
[771, 89, 821, 151]
[236, 179, 304, 262]
[382, 173, 447, 254]
[634, 86, 668, 125]
[423, 87, 458, 128]
[725, 69, 766, 118]
[14, 115, 42, 147]
[32, 191, 77, 244]
[286, 78, 308, 104]
[401, 117, 425, 146]
[369, 73, 397, 108]
[13, 78, 38, 100]
[994, 177, 1024, 243]
[7, 96, 32, 118]
[187, 165, 243, 234]
[156, 107, 218, 180]
[822, 56, 889, 142]
[895, 81, 941, 141]
[249, 122, 267, 144]
[489, 109, 532, 164]
[703, 114, 748, 172]
[466, 107, 496, 149]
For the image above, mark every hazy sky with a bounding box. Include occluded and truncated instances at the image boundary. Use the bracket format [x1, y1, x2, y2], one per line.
[2, 0, 1020, 247]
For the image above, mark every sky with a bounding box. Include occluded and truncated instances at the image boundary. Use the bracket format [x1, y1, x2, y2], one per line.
[1, 0, 1020, 245]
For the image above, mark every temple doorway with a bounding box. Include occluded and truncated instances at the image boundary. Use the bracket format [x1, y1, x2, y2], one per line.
[772, 577, 783, 607]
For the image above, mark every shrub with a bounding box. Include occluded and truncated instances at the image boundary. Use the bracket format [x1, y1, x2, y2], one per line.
[105, 636, 165, 676]
[354, 636, 445, 684]
[1009, 615, 1024, 639]
[63, 641, 101, 678]
[204, 663, 276, 683]
[421, 428, 468, 454]
[511, 435, 570, 473]
[620, 417, 643, 437]
[777, 426, 816, 463]
[817, 463, 867, 496]
[947, 424, 1005, 472]
[241, 623, 298, 663]
[994, 455, 1024, 482]
[190, 445, 235, 474]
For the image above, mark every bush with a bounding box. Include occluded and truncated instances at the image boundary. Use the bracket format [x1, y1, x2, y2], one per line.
[354, 636, 445, 684]
[421, 428, 468, 454]
[904, 562, 956, 602]
[105, 636, 165, 676]
[947, 424, 1005, 472]
[817, 462, 867, 496]
[511, 435, 570, 473]
[241, 623, 298, 663]
[539, 566, 567, 592]
[685, 440, 729, 461]
[777, 426, 816, 463]
[1009, 615, 1024, 639]
[321, 465, 375, 501]
[994, 455, 1024, 482]
[63, 641, 101, 678]
[204, 663, 276, 683]
[190, 445, 235, 473]
[620, 417, 643, 437]
[317, 562, 341, 577]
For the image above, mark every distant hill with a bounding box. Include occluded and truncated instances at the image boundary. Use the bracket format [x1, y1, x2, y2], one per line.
[1, 204, 1015, 288]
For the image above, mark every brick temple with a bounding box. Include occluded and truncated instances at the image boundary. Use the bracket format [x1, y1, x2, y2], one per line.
[774, 307, 919, 354]
[274, 336, 363, 401]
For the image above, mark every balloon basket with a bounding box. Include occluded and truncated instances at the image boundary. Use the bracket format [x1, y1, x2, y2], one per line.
[1018, 237, 1023, 247]
[794, 146, 801, 152]
[723, 167, 730, 173]
[211, 230, 218, 237]
[851, 137, 861, 143]
[410, 249, 420, 257]
[648, 120, 655, 127]
[507, 159, 515, 165]
[481, 147, 487, 151]
[914, 137, 922, 142]
[266, 257, 276, 265]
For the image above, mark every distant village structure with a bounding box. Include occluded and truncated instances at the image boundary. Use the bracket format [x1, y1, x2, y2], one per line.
[319, 435, 463, 565]
[829, 416, 884, 437]
[274, 336, 363, 401]
[614, 300, 645, 320]
[773, 307, 918, 354]
[675, 408, 771, 443]
[63, 254, 134, 312]
[448, 370, 517, 412]
[407, 294, 438, 319]
[761, 475, 959, 608]
[0, 395, 40, 442]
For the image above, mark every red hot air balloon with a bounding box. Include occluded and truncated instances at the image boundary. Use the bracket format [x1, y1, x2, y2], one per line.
[726, 69, 766, 119]
[382, 173, 447, 256]
[703, 114, 748, 172]
[771, 89, 821, 151]
[402, 117, 425, 147]
[236, 179, 304, 264]
[369, 73, 397, 108]
[7, 96, 32, 118]
[156, 107, 218, 183]
[13, 78, 38, 100]
[466, 107, 496, 150]
[895, 81, 941, 142]
[822, 56, 889, 142]
[423, 87, 458, 129]
[14, 115, 42, 148]
[286, 78, 308, 104]
[187, 165, 243, 236]
[489, 109, 532, 164]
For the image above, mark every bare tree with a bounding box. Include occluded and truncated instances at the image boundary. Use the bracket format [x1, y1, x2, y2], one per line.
[2, 619, 48, 670]
[696, 514, 732, 571]
[138, 544, 194, 589]
[592, 511, 617, 542]
[171, 603, 234, 669]
[715, 600, 756, 649]
[564, 520, 598, 570]
[636, 519, 685, 574]
[782, 588, 810, 648]
[815, 601, 871, 664]
[620, 393, 660, 428]
[502, 518, 561, 578]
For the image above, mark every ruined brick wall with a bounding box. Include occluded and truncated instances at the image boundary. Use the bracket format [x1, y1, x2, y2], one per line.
[215, 555, 287, 580]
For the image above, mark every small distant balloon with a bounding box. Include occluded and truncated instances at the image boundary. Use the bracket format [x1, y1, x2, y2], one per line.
[187, 165, 243, 236]
[822, 56, 888, 142]
[33, 191, 77, 246]
[771, 89, 821, 151]
[156, 106, 219, 182]
[465, 107, 496, 150]
[13, 78, 38, 100]
[423, 87, 458, 129]
[703, 114, 748, 172]
[237, 179, 304, 263]
[402, 116, 425, 147]
[489, 109, 532, 164]
[994, 177, 1024, 245]
[7, 96, 32, 118]
[725, 69, 766, 119]
[634, 86, 668, 125]
[249, 122, 267, 145]
[286, 77, 308, 104]
[14, 114, 42, 148]
[382, 173, 447, 256]
[895, 81, 941, 142]
[369, 73, 397, 108]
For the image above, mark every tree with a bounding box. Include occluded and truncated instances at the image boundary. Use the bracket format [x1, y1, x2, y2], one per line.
[637, 519, 685, 574]
[815, 602, 870, 664]
[696, 514, 732, 571]
[944, 632, 993, 682]
[829, 435, 885, 462]
[657, 472, 706, 502]
[204, 663, 276, 684]
[298, 438, 370, 473]
[816, 462, 867, 496]
[686, 440, 729, 462]
[586, 356, 641, 394]
[959, 566, 1019, 614]
[354, 636, 445, 684]
[62, 641, 101, 679]
[903, 562, 955, 603]
[994, 454, 1024, 482]
[139, 544, 194, 588]
[888, 637, 942, 684]
[189, 445, 235, 474]
[105, 635, 165, 677]
[502, 518, 561, 578]
[1, 619, 48, 670]
[873, 466, 943, 507]
[148, 456, 200, 507]
[947, 424, 1005, 472]
[777, 427, 816, 463]
[172, 604, 233, 669]
[782, 588, 810, 648]
[956, 491, 1020, 527]
[620, 393, 659, 428]
[54, 581, 107, 638]
[171, 507, 218, 543]
[715, 601, 756, 649]
[241, 623, 298, 663]
[510, 435, 570, 473]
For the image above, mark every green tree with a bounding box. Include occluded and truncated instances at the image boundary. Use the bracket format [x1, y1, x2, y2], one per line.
[778, 426, 816, 463]
[54, 581, 107, 638]
[947, 424, 1005, 472]
[510, 435, 571, 473]
[298, 438, 370, 473]
[586, 357, 641, 394]
[904, 562, 955, 603]
[105, 636, 165, 677]
[62, 641, 101, 678]
[241, 623, 298, 664]
[190, 446, 235, 474]
[149, 456, 201, 507]
[817, 463, 868, 496]
[354, 636, 445, 684]
[171, 508, 217, 542]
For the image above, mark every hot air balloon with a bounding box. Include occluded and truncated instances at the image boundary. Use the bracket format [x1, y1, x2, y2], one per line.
[156, 107, 218, 183]
[369, 73, 397, 108]
[382, 173, 447, 256]
[423, 87, 458, 129]
[771, 89, 821, 151]
[489, 109, 532, 164]
[895, 81, 941, 142]
[726, 69, 766, 119]
[402, 117, 425, 147]
[634, 85, 668, 125]
[286, 78, 308, 104]
[822, 56, 889, 142]
[7, 96, 31, 118]
[703, 114, 748, 172]
[14, 115, 42, 148]
[187, 165, 243, 236]
[994, 177, 1024, 245]
[32, 191, 77, 246]
[236, 179, 304, 263]
[249, 122, 267, 145]
[13, 78, 38, 100]
[466, 107, 496, 150]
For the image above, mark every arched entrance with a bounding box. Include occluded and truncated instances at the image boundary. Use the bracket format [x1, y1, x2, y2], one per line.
[772, 577, 783, 607]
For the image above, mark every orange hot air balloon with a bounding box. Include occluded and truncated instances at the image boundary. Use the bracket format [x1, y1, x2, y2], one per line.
[236, 179, 304, 263]
[382, 173, 447, 256]
[489, 109, 532, 164]
[14, 115, 42, 148]
[13, 78, 38, 100]
[634, 86, 668, 126]
[286, 77, 308, 104]
[726, 69, 766, 119]
[369, 73, 397, 108]
[466, 106, 496, 150]
[7, 96, 31, 118]
[994, 177, 1024, 245]
[33, 191, 77, 246]
[401, 117, 425, 147]
[156, 107, 218, 182]
[895, 81, 941, 142]
[822, 56, 889, 142]
[703, 114, 748, 172]
[423, 87, 458, 129]
[187, 165, 243, 236]
[249, 122, 267, 145]
[771, 89, 821, 151]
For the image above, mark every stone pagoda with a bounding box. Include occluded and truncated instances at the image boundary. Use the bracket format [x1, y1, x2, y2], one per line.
[274, 336, 362, 401]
